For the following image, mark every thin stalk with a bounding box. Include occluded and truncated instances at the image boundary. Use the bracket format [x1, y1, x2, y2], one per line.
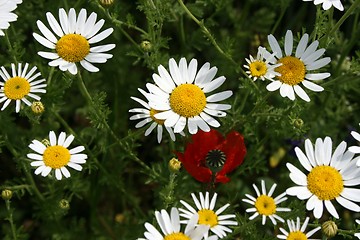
[4, 30, 18, 64]
[5, 200, 17, 240]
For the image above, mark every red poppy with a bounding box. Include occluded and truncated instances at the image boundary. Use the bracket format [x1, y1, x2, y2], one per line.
[176, 129, 246, 183]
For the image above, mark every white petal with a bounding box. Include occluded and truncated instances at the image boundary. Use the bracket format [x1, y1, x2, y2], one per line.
[293, 85, 310, 102]
[266, 80, 282, 91]
[88, 28, 114, 44]
[295, 33, 309, 58]
[206, 90, 232, 102]
[267, 34, 282, 59]
[284, 30, 293, 56]
[302, 80, 324, 92]
[33, 33, 56, 49]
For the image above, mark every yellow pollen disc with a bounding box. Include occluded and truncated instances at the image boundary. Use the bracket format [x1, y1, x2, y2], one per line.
[43, 145, 71, 169]
[56, 34, 90, 62]
[307, 166, 344, 200]
[150, 108, 165, 125]
[249, 61, 268, 77]
[254, 195, 277, 216]
[198, 209, 218, 228]
[4, 77, 30, 100]
[164, 232, 190, 240]
[169, 84, 206, 118]
[286, 231, 308, 240]
[276, 56, 306, 86]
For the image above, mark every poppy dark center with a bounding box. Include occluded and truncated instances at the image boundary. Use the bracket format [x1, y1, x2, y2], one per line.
[206, 149, 226, 168]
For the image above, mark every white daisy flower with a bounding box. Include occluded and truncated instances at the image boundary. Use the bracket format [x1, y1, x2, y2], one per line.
[33, 8, 115, 75]
[349, 124, 360, 158]
[147, 57, 233, 135]
[303, 0, 344, 11]
[286, 136, 360, 219]
[179, 192, 237, 239]
[0, 0, 22, 36]
[277, 217, 321, 240]
[27, 131, 87, 180]
[266, 30, 331, 102]
[138, 207, 218, 240]
[243, 46, 281, 81]
[242, 180, 291, 225]
[0, 63, 46, 113]
[129, 87, 182, 143]
[355, 219, 360, 239]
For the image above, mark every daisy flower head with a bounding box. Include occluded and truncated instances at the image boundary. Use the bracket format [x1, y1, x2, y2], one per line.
[176, 129, 246, 184]
[138, 207, 218, 240]
[27, 131, 87, 180]
[286, 136, 360, 219]
[349, 123, 360, 158]
[243, 46, 281, 81]
[266, 30, 331, 102]
[242, 180, 291, 225]
[0, 63, 46, 113]
[303, 0, 344, 11]
[0, 0, 22, 36]
[129, 87, 181, 143]
[179, 192, 237, 239]
[147, 57, 233, 135]
[277, 217, 321, 240]
[33, 8, 115, 75]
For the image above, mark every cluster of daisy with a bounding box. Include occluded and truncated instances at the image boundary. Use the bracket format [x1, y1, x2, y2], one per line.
[129, 57, 233, 142]
[244, 30, 331, 102]
[138, 192, 237, 240]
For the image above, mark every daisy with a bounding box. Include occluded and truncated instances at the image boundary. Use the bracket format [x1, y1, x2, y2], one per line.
[146, 57, 233, 134]
[277, 217, 321, 240]
[138, 207, 218, 240]
[349, 124, 360, 157]
[0, 0, 22, 36]
[286, 136, 360, 219]
[266, 30, 331, 102]
[242, 180, 291, 225]
[179, 192, 237, 239]
[27, 131, 87, 180]
[0, 63, 46, 113]
[33, 8, 115, 75]
[243, 46, 281, 81]
[355, 219, 360, 239]
[302, 0, 344, 11]
[129, 87, 180, 143]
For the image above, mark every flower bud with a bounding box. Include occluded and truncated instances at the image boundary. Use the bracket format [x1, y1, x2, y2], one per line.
[99, 0, 114, 7]
[115, 213, 125, 223]
[59, 199, 70, 210]
[1, 189, 13, 200]
[168, 158, 181, 172]
[140, 40, 152, 52]
[31, 101, 45, 114]
[293, 118, 304, 129]
[322, 220, 338, 238]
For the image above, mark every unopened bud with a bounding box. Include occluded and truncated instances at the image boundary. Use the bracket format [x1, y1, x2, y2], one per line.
[59, 199, 70, 210]
[293, 118, 304, 129]
[140, 40, 152, 52]
[169, 158, 181, 172]
[31, 101, 45, 114]
[99, 0, 114, 7]
[115, 213, 125, 223]
[2, 189, 13, 200]
[322, 220, 338, 238]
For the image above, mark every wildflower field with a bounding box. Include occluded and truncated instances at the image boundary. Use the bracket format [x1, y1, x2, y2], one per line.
[1, 0, 360, 239]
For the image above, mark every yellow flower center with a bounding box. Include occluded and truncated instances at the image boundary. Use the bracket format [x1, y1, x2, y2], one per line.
[287, 231, 307, 240]
[275, 56, 305, 86]
[198, 209, 218, 228]
[164, 233, 190, 240]
[249, 61, 268, 77]
[307, 166, 344, 200]
[169, 84, 206, 118]
[254, 195, 276, 216]
[150, 108, 165, 125]
[3, 77, 30, 100]
[43, 145, 71, 169]
[56, 34, 90, 62]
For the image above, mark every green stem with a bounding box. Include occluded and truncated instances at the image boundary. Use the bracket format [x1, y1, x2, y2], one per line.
[271, 6, 286, 34]
[5, 200, 17, 240]
[4, 30, 18, 64]
[177, 0, 240, 68]
[76, 71, 165, 181]
[323, 0, 360, 40]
